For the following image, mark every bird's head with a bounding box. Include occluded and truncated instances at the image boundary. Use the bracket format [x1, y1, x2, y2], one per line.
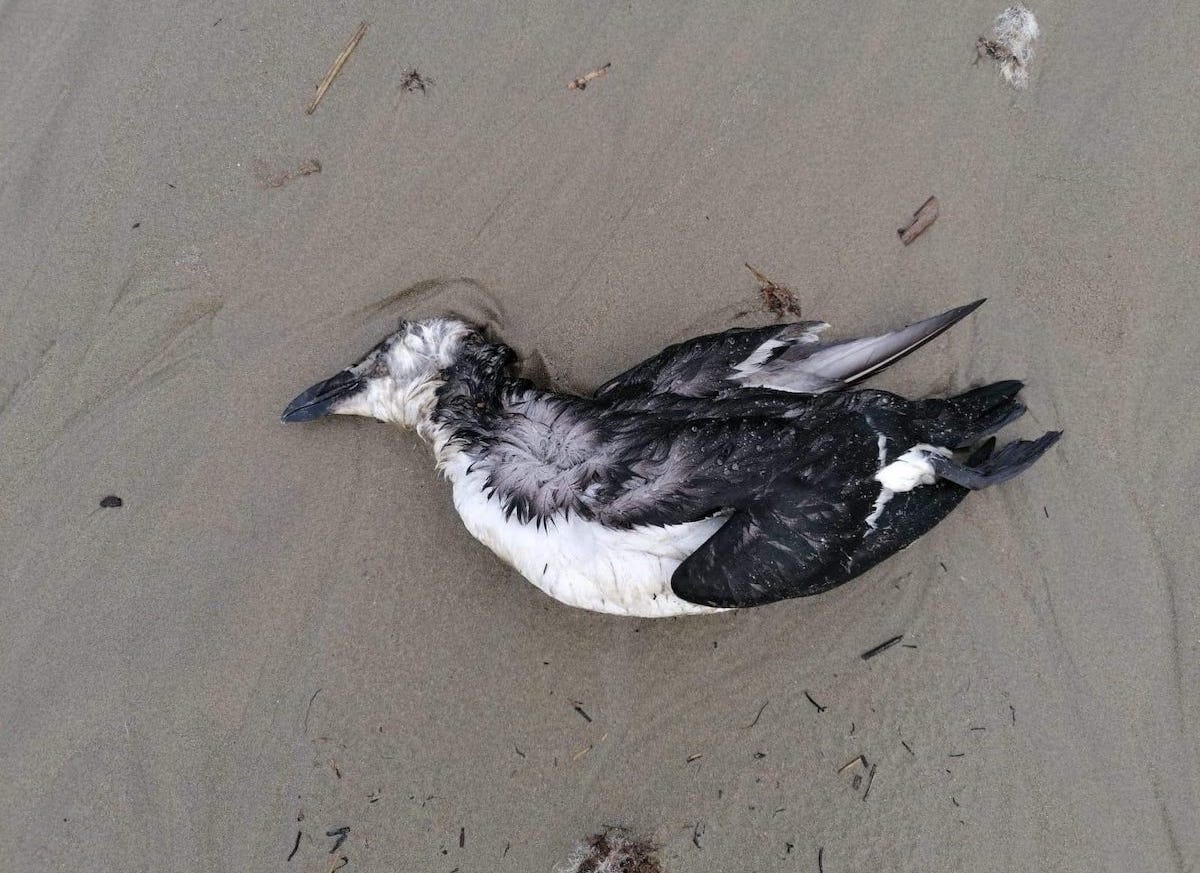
[281, 316, 477, 429]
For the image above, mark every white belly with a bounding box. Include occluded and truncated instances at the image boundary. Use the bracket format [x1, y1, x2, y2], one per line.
[449, 468, 728, 617]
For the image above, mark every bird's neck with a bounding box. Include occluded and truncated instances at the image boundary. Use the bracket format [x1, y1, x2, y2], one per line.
[424, 336, 524, 476]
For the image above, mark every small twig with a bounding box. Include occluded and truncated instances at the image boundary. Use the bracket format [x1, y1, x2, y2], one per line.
[287, 830, 302, 862]
[326, 857, 348, 873]
[459, 827, 465, 849]
[901, 740, 915, 756]
[804, 691, 827, 713]
[307, 22, 369, 115]
[571, 702, 593, 723]
[898, 196, 939, 245]
[567, 62, 611, 90]
[744, 700, 769, 729]
[686, 753, 703, 763]
[818, 846, 825, 873]
[861, 634, 904, 660]
[861, 764, 877, 800]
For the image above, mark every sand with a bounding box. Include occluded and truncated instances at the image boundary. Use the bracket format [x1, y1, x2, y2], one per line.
[2, 2, 1197, 871]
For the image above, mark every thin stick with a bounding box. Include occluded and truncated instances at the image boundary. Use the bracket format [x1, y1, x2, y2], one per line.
[898, 196, 938, 245]
[307, 22, 369, 115]
[862, 763, 877, 800]
[861, 634, 904, 660]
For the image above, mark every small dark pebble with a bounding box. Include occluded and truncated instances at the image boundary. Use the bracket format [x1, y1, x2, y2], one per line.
[100, 495, 123, 508]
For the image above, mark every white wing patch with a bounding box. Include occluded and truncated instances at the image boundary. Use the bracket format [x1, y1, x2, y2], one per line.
[865, 441, 952, 532]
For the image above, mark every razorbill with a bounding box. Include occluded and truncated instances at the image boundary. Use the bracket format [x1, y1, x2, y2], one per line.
[282, 300, 1060, 617]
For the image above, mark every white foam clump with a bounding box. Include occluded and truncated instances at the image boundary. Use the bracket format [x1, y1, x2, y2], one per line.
[980, 5, 1040, 89]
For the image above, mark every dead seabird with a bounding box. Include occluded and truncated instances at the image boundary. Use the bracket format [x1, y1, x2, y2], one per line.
[282, 300, 1060, 617]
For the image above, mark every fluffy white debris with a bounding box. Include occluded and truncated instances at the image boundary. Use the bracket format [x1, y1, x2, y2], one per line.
[554, 830, 662, 873]
[977, 6, 1040, 89]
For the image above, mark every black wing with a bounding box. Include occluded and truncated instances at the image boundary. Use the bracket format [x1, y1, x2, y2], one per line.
[670, 463, 979, 608]
[595, 301, 984, 404]
[594, 322, 830, 401]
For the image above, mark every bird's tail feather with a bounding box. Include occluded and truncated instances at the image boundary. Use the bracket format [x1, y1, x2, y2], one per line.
[931, 431, 1062, 490]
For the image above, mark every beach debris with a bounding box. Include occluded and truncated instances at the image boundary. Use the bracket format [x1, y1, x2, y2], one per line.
[255, 158, 322, 189]
[286, 830, 302, 861]
[861, 634, 904, 660]
[898, 196, 938, 245]
[745, 263, 802, 319]
[976, 6, 1040, 89]
[803, 691, 827, 713]
[837, 755, 866, 775]
[326, 827, 350, 854]
[303, 688, 321, 734]
[307, 21, 369, 114]
[327, 858, 348, 873]
[862, 763, 878, 800]
[459, 827, 465, 849]
[571, 701, 593, 722]
[818, 846, 825, 873]
[692, 821, 705, 849]
[744, 700, 769, 729]
[567, 62, 611, 91]
[555, 829, 662, 873]
[901, 739, 915, 755]
[99, 495, 123, 508]
[400, 68, 432, 94]
[686, 753, 703, 763]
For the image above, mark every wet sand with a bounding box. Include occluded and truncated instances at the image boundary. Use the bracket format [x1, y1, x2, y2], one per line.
[2, 2, 1197, 870]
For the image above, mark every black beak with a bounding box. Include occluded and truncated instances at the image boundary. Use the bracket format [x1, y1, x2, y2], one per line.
[281, 370, 364, 422]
